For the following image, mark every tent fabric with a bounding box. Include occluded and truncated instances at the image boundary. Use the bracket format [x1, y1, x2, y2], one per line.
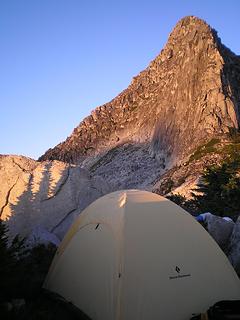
[44, 190, 240, 320]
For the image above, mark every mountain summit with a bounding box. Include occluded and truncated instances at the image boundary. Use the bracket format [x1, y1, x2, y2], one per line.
[39, 16, 240, 189]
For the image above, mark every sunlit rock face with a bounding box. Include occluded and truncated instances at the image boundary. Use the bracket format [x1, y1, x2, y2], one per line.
[0, 155, 110, 241]
[39, 16, 240, 191]
[2, 16, 240, 245]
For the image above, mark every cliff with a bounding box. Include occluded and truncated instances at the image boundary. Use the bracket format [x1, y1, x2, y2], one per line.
[39, 16, 240, 174]
[0, 155, 110, 241]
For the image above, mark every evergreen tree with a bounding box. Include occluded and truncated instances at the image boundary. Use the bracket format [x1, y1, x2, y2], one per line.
[192, 158, 240, 218]
[0, 221, 25, 300]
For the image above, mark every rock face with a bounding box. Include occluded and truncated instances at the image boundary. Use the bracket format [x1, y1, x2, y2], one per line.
[87, 142, 163, 190]
[40, 16, 240, 185]
[0, 155, 110, 241]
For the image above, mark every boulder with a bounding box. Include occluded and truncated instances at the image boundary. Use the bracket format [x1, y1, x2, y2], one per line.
[0, 155, 110, 242]
[202, 213, 234, 251]
[227, 218, 240, 274]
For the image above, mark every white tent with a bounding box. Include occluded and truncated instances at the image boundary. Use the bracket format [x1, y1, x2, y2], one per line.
[44, 190, 240, 320]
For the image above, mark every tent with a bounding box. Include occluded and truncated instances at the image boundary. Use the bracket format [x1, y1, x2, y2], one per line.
[44, 190, 240, 320]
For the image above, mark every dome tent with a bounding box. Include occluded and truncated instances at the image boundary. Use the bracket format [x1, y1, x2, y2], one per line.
[44, 190, 240, 320]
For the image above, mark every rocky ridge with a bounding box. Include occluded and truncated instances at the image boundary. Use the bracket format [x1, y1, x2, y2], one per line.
[40, 16, 240, 185]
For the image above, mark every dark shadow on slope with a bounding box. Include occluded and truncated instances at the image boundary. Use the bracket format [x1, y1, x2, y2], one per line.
[89, 141, 165, 190]
[1, 162, 91, 319]
[216, 37, 240, 127]
[7, 163, 51, 241]
[7, 162, 72, 241]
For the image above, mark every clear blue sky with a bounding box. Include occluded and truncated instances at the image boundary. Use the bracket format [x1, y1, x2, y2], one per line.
[1, 0, 240, 159]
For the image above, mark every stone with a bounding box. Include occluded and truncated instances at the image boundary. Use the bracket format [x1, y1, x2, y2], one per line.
[227, 219, 240, 274]
[204, 213, 235, 251]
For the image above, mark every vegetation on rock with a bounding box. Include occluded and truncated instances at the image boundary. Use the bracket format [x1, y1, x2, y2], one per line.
[169, 157, 240, 219]
[188, 138, 220, 163]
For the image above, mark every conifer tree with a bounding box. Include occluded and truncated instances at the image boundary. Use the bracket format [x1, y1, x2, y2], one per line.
[192, 159, 240, 218]
[0, 221, 25, 300]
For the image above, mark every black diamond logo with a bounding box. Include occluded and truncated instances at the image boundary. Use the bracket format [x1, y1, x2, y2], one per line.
[175, 266, 180, 273]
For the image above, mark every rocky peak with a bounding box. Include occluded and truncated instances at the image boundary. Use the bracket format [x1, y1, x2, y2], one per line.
[39, 16, 240, 169]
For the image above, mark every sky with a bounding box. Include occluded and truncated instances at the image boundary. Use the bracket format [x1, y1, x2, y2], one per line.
[1, 0, 240, 160]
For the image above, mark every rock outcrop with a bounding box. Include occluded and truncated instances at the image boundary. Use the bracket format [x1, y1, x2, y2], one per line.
[0, 155, 110, 241]
[40, 16, 240, 183]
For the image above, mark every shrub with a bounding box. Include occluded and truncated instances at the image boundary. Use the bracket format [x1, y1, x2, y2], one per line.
[0, 222, 25, 300]
[188, 138, 220, 163]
